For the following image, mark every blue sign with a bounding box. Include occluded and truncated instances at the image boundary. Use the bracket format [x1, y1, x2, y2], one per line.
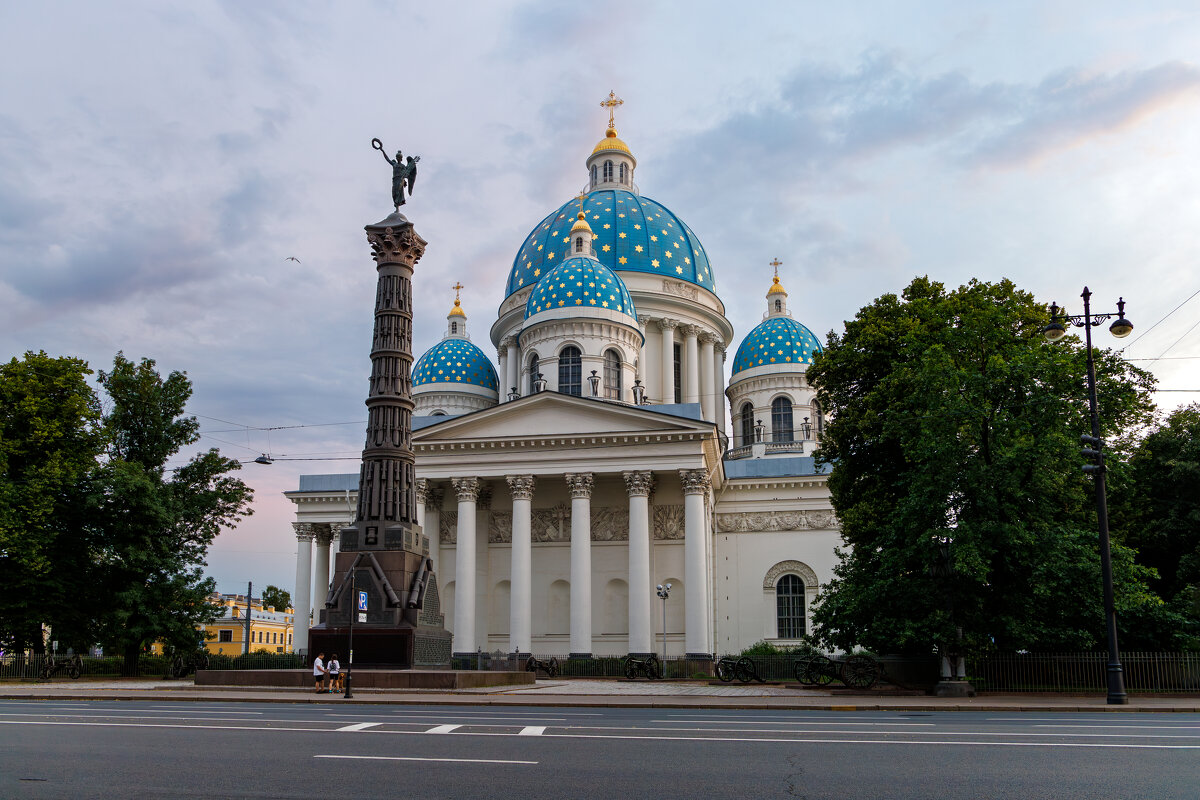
[357, 590, 368, 612]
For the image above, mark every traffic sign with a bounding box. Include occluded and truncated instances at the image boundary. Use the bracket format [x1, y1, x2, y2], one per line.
[357, 590, 368, 612]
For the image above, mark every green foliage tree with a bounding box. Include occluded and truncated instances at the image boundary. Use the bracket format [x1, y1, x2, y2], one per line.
[82, 354, 254, 672]
[808, 277, 1164, 656]
[1112, 403, 1200, 646]
[0, 352, 104, 652]
[261, 584, 291, 612]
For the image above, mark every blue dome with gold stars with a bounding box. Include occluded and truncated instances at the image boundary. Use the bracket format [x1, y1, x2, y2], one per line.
[731, 316, 823, 375]
[412, 338, 499, 391]
[506, 189, 714, 298]
[525, 256, 638, 324]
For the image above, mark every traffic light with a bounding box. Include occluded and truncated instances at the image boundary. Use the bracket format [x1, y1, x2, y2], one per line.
[1081, 434, 1104, 474]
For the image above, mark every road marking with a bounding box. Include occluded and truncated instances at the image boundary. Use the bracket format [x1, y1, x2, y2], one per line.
[1037, 724, 1200, 730]
[336, 722, 381, 732]
[316, 755, 536, 765]
[4, 720, 1198, 749]
[652, 719, 936, 726]
[425, 724, 461, 734]
[519, 726, 546, 736]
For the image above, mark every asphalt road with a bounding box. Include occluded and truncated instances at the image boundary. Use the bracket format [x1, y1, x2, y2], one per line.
[2, 700, 1198, 799]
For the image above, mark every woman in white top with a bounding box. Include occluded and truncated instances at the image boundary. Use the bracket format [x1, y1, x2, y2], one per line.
[328, 654, 341, 691]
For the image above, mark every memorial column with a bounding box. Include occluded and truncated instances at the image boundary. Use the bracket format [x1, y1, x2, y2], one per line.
[564, 472, 594, 658]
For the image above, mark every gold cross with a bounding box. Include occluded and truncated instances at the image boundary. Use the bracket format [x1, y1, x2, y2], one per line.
[600, 90, 624, 130]
[575, 192, 588, 214]
[769, 258, 783, 277]
[451, 281, 464, 301]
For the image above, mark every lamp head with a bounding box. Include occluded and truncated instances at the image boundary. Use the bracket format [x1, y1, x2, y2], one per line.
[1043, 301, 1067, 342]
[1109, 297, 1133, 338]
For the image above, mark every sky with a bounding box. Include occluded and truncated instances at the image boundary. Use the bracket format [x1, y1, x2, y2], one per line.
[4, 1, 1200, 597]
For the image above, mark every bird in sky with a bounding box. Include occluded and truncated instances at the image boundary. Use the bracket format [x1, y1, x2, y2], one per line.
[284, 256, 301, 263]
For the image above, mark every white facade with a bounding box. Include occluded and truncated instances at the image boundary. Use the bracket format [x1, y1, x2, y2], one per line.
[286, 116, 839, 658]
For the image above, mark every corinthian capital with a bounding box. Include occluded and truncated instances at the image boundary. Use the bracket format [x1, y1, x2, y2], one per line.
[658, 318, 680, 332]
[366, 223, 428, 268]
[415, 478, 429, 505]
[680, 324, 701, 338]
[506, 474, 536, 501]
[679, 469, 711, 495]
[564, 472, 595, 499]
[451, 477, 481, 502]
[623, 470, 654, 498]
[292, 522, 316, 542]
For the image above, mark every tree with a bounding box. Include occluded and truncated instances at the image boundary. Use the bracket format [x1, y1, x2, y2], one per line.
[83, 354, 254, 672]
[0, 352, 104, 652]
[807, 277, 1162, 656]
[261, 585, 291, 613]
[1112, 403, 1200, 646]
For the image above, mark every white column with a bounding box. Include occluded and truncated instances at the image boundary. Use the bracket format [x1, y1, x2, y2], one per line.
[565, 472, 594, 657]
[497, 348, 508, 400]
[659, 319, 678, 404]
[422, 483, 444, 581]
[505, 337, 520, 398]
[624, 471, 654, 655]
[680, 469, 712, 656]
[506, 475, 535, 654]
[475, 486, 492, 652]
[699, 333, 715, 423]
[713, 343, 727, 439]
[291, 523, 314, 654]
[313, 526, 333, 601]
[451, 477, 480, 656]
[683, 325, 700, 405]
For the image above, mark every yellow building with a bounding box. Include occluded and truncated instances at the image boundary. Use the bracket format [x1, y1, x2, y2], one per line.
[202, 593, 297, 656]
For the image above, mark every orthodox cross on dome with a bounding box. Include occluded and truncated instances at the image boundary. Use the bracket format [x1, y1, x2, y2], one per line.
[575, 192, 588, 213]
[452, 281, 464, 301]
[601, 90, 624, 130]
[769, 257, 783, 278]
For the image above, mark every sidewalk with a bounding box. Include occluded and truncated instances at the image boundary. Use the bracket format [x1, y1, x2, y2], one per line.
[4, 678, 1200, 712]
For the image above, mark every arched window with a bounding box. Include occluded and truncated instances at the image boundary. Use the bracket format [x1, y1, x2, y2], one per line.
[619, 163, 627, 184]
[528, 354, 540, 394]
[776, 574, 805, 638]
[774, 299, 782, 312]
[603, 349, 621, 399]
[739, 402, 754, 447]
[575, 236, 583, 253]
[558, 346, 582, 395]
[591, 165, 597, 185]
[603, 160, 613, 182]
[430, 410, 446, 417]
[813, 399, 825, 438]
[771, 396, 794, 442]
[450, 321, 457, 334]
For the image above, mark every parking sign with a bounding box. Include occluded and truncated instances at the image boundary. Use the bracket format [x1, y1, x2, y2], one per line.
[357, 590, 368, 612]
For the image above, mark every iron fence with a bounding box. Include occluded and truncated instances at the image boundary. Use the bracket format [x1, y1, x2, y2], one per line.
[0, 651, 308, 679]
[966, 652, 1200, 693]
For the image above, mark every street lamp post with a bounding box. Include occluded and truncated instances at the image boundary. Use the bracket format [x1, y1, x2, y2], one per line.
[656, 583, 671, 661]
[1043, 287, 1133, 705]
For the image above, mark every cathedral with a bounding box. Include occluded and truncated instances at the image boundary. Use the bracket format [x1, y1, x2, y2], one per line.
[286, 101, 840, 659]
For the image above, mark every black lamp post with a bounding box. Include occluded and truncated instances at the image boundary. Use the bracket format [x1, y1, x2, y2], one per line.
[1043, 287, 1133, 705]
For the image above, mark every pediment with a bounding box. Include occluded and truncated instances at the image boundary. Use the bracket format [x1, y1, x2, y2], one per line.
[413, 394, 713, 443]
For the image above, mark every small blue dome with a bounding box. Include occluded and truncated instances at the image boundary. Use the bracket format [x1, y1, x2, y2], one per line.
[412, 338, 498, 391]
[506, 189, 714, 298]
[731, 316, 822, 375]
[525, 256, 638, 323]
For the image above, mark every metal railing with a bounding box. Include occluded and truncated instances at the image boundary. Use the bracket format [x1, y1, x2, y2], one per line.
[966, 652, 1200, 693]
[1, 651, 308, 679]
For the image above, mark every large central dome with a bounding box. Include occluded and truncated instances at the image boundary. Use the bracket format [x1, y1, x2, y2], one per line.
[505, 189, 714, 298]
